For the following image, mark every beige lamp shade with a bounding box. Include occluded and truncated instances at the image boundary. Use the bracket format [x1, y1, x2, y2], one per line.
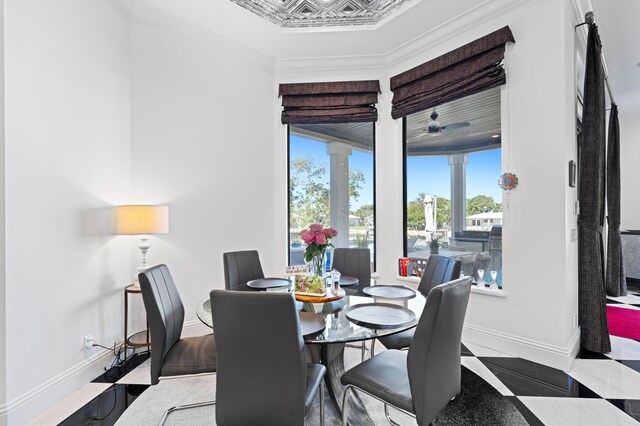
[116, 205, 169, 235]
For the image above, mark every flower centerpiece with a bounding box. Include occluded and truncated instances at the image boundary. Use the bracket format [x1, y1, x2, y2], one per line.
[300, 224, 338, 277]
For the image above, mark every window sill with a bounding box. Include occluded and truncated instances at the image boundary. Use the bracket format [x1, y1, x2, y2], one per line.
[395, 275, 420, 284]
[471, 286, 507, 298]
[395, 276, 507, 298]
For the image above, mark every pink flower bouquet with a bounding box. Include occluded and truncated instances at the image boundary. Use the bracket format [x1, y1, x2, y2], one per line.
[300, 224, 338, 276]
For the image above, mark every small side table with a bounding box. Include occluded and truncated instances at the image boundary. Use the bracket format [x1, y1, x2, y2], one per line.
[124, 284, 150, 358]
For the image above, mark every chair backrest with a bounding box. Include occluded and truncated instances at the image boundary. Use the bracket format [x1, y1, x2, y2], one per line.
[138, 264, 185, 385]
[332, 248, 371, 281]
[417, 255, 462, 295]
[407, 277, 472, 426]
[211, 290, 307, 425]
[223, 250, 265, 291]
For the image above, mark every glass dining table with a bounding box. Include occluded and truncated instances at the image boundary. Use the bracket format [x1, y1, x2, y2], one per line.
[196, 279, 427, 424]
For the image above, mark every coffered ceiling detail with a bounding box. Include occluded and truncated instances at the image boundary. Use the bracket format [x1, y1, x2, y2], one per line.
[228, 0, 416, 28]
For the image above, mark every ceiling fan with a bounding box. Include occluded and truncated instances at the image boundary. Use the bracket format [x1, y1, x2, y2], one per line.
[417, 110, 470, 138]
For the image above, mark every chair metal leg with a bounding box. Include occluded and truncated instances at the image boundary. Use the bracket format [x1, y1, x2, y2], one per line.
[341, 385, 354, 426]
[342, 384, 417, 426]
[361, 342, 367, 362]
[320, 379, 325, 426]
[370, 340, 375, 357]
[158, 400, 216, 426]
[384, 403, 402, 426]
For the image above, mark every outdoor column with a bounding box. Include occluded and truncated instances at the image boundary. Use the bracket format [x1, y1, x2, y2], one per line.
[327, 142, 352, 248]
[449, 153, 469, 236]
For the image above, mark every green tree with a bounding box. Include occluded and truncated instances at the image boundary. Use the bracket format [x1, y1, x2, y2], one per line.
[289, 156, 366, 229]
[406, 193, 425, 230]
[466, 195, 498, 215]
[435, 197, 451, 228]
[354, 204, 374, 224]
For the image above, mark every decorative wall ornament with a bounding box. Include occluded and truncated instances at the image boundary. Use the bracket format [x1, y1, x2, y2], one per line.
[498, 172, 518, 191]
[228, 0, 416, 28]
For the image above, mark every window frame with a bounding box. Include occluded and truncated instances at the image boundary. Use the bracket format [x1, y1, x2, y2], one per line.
[287, 123, 377, 271]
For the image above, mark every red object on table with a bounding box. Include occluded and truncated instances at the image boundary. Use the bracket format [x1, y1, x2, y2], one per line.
[399, 258, 411, 276]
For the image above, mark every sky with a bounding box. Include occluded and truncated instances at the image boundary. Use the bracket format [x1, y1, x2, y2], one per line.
[290, 133, 502, 210]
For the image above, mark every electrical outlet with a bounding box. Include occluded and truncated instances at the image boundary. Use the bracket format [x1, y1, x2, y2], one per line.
[573, 313, 578, 328]
[571, 228, 577, 242]
[84, 334, 96, 350]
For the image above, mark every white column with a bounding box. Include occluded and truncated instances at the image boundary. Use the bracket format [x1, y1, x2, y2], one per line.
[449, 153, 469, 235]
[327, 142, 352, 248]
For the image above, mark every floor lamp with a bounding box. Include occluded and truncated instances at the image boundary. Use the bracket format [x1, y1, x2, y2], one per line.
[116, 205, 169, 283]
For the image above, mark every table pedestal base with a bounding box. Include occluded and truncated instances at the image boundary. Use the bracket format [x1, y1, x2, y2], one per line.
[311, 343, 375, 425]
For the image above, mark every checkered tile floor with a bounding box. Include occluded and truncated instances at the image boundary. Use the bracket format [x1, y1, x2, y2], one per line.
[31, 287, 640, 425]
[606, 287, 640, 311]
[460, 337, 640, 425]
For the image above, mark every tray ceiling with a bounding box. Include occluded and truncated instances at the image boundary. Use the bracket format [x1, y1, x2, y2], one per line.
[228, 0, 415, 28]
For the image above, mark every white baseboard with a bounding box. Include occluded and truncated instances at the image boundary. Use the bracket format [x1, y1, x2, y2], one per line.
[0, 320, 209, 425]
[463, 323, 580, 371]
[0, 347, 115, 426]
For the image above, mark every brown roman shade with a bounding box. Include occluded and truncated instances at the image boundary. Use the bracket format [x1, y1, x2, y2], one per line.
[390, 26, 515, 119]
[279, 80, 381, 124]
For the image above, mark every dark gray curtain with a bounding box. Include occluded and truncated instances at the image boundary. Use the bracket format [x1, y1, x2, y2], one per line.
[578, 24, 611, 353]
[279, 80, 380, 124]
[606, 103, 627, 297]
[389, 26, 515, 119]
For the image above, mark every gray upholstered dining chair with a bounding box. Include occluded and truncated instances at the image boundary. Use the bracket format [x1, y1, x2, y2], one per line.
[332, 248, 372, 360]
[378, 254, 461, 351]
[331, 248, 371, 282]
[211, 290, 326, 425]
[138, 265, 217, 386]
[223, 250, 265, 291]
[340, 277, 472, 426]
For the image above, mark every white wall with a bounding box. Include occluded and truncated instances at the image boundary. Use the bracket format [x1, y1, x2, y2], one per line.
[129, 15, 276, 322]
[3, 0, 132, 422]
[275, 0, 579, 369]
[0, 0, 7, 421]
[620, 112, 640, 230]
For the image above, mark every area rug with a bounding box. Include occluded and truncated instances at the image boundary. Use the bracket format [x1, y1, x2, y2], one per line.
[115, 349, 529, 425]
[607, 305, 640, 340]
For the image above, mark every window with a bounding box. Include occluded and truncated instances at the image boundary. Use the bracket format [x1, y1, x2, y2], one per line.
[288, 123, 375, 270]
[403, 87, 503, 286]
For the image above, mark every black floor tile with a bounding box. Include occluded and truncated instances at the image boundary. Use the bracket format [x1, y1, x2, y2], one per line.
[505, 396, 545, 426]
[577, 348, 610, 360]
[461, 343, 473, 357]
[92, 352, 150, 383]
[618, 360, 640, 374]
[631, 304, 640, 308]
[479, 357, 601, 398]
[607, 399, 640, 422]
[59, 384, 149, 426]
[606, 299, 623, 304]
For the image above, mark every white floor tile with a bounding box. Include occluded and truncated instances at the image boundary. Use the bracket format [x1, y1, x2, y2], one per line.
[461, 357, 514, 396]
[518, 397, 640, 426]
[26, 383, 112, 426]
[568, 359, 640, 399]
[462, 341, 512, 357]
[117, 358, 151, 385]
[608, 294, 640, 305]
[606, 336, 640, 360]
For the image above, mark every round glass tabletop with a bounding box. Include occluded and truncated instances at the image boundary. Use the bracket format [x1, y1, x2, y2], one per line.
[196, 280, 426, 344]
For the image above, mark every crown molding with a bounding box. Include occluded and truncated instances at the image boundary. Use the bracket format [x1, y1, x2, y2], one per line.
[275, 0, 533, 76]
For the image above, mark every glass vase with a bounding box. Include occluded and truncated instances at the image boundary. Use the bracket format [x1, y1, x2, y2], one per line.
[309, 249, 326, 277]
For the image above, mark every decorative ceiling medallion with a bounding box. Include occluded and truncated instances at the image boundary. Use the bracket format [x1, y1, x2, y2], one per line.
[228, 0, 416, 28]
